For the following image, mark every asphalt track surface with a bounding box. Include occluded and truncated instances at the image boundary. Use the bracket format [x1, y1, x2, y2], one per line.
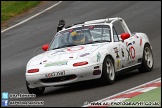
[1, 1, 161, 107]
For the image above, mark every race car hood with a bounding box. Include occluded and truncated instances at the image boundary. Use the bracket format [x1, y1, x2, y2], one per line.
[28, 43, 108, 66]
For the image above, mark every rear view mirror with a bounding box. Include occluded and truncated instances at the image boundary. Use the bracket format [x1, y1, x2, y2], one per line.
[120, 33, 130, 41]
[42, 44, 49, 51]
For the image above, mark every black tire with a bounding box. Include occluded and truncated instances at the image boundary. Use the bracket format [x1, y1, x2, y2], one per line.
[100, 56, 115, 85]
[138, 44, 154, 72]
[26, 81, 45, 95]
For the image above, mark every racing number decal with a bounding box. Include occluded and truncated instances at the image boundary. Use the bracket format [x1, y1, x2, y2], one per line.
[126, 46, 135, 60]
[130, 46, 135, 59]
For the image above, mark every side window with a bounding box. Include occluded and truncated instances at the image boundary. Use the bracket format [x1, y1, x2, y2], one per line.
[113, 21, 125, 42]
[113, 27, 119, 42]
[113, 21, 125, 35]
[90, 28, 111, 41]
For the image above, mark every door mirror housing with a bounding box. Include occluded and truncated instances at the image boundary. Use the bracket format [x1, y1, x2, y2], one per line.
[120, 33, 130, 41]
[42, 44, 49, 51]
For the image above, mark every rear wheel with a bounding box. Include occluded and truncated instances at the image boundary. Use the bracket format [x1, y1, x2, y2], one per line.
[100, 56, 115, 84]
[138, 44, 154, 72]
[26, 81, 45, 95]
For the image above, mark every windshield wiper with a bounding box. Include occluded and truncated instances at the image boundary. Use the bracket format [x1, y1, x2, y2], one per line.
[86, 40, 110, 44]
[52, 44, 76, 50]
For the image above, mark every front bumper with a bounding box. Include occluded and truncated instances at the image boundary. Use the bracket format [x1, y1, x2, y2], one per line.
[26, 64, 102, 88]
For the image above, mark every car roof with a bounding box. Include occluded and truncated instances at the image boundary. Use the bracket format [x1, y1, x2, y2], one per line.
[64, 23, 110, 30]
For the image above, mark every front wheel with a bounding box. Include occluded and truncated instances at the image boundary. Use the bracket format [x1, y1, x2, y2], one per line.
[26, 81, 45, 95]
[138, 44, 154, 72]
[100, 56, 115, 85]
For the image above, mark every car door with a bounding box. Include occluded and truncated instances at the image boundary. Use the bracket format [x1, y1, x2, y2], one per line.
[112, 27, 123, 71]
[119, 35, 137, 67]
[124, 33, 141, 66]
[113, 27, 137, 69]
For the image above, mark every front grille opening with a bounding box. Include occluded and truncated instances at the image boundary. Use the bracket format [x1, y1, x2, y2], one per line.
[40, 75, 77, 83]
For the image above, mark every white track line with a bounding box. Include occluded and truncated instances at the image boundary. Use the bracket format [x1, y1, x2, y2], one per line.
[83, 77, 161, 107]
[1, 1, 63, 33]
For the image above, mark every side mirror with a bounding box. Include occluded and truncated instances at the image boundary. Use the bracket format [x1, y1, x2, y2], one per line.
[120, 33, 130, 41]
[42, 44, 49, 51]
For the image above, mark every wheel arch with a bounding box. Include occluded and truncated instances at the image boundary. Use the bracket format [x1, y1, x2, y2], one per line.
[103, 54, 115, 70]
[104, 54, 114, 63]
[100, 53, 116, 84]
[144, 42, 151, 47]
[141, 42, 152, 57]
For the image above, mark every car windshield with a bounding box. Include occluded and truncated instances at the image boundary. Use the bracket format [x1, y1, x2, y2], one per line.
[48, 25, 111, 50]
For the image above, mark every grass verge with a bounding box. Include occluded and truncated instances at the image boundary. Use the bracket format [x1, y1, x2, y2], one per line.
[111, 87, 161, 107]
[1, 1, 40, 24]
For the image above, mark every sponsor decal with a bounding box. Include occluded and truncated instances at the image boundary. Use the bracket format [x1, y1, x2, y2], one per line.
[51, 52, 66, 56]
[40, 60, 47, 64]
[97, 52, 101, 62]
[89, 26, 94, 29]
[67, 46, 84, 51]
[43, 60, 47, 62]
[51, 50, 65, 55]
[121, 48, 124, 57]
[69, 29, 73, 32]
[134, 35, 139, 38]
[127, 41, 135, 47]
[116, 53, 119, 58]
[114, 47, 119, 58]
[45, 61, 67, 67]
[127, 43, 132, 47]
[126, 48, 131, 60]
[55, 50, 65, 53]
[80, 53, 90, 57]
[140, 38, 142, 46]
[45, 71, 65, 78]
[113, 47, 118, 53]
[51, 52, 78, 56]
[116, 60, 120, 70]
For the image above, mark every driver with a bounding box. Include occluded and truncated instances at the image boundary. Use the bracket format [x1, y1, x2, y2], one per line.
[70, 31, 86, 44]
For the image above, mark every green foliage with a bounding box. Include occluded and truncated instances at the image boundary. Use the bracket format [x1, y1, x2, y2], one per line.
[1, 1, 40, 23]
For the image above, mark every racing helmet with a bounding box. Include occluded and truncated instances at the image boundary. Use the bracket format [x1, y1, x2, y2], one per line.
[70, 31, 85, 44]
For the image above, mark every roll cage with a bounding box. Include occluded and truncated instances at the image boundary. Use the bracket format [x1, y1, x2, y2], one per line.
[57, 17, 131, 42]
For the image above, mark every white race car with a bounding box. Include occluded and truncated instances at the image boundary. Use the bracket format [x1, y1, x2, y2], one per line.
[26, 17, 154, 95]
